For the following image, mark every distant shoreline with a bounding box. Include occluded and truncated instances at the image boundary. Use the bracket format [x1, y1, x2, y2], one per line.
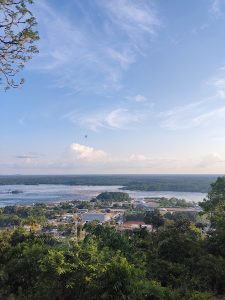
[0, 184, 207, 207]
[0, 174, 218, 193]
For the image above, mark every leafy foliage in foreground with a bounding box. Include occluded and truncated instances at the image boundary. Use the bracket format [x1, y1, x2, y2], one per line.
[0, 0, 39, 89]
[1, 177, 225, 299]
[0, 220, 224, 299]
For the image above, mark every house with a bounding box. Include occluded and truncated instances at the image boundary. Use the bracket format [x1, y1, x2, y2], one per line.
[159, 208, 168, 215]
[135, 199, 148, 210]
[82, 212, 111, 223]
[135, 203, 149, 210]
[147, 201, 160, 209]
[61, 213, 74, 222]
[77, 209, 89, 214]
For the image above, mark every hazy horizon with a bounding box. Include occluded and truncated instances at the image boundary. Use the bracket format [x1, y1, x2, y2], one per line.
[0, 173, 224, 176]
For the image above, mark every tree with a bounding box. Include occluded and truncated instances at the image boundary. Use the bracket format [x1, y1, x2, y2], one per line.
[0, 0, 39, 90]
[144, 209, 164, 230]
[199, 176, 225, 214]
[199, 177, 225, 256]
[96, 192, 130, 203]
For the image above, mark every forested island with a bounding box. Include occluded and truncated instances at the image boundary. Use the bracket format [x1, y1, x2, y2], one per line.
[96, 191, 130, 202]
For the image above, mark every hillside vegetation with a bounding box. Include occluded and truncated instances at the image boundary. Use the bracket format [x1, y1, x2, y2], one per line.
[0, 177, 225, 299]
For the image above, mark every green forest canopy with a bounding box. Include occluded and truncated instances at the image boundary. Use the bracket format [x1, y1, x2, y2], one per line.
[0, 174, 218, 192]
[96, 191, 130, 202]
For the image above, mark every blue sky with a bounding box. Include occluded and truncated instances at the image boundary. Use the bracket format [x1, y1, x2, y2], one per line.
[1, 0, 225, 174]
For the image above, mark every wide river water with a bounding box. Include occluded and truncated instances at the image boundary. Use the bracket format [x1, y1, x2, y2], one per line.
[0, 184, 207, 207]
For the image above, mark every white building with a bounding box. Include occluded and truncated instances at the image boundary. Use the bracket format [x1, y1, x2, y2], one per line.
[61, 213, 74, 222]
[82, 212, 110, 223]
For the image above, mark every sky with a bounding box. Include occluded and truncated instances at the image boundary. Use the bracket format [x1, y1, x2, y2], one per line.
[1, 0, 225, 174]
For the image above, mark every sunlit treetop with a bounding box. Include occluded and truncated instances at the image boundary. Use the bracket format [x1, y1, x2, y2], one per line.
[0, 0, 39, 90]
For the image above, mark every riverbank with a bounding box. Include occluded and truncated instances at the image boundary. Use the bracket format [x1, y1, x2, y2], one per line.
[0, 184, 207, 207]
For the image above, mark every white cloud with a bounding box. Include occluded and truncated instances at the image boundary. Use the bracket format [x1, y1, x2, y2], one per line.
[18, 117, 26, 126]
[16, 154, 42, 159]
[210, 0, 225, 16]
[129, 154, 148, 161]
[211, 0, 221, 15]
[160, 102, 225, 130]
[209, 77, 225, 89]
[135, 95, 147, 102]
[107, 48, 135, 69]
[4, 146, 225, 174]
[207, 68, 225, 99]
[67, 146, 187, 172]
[216, 89, 225, 99]
[191, 24, 209, 35]
[159, 101, 204, 130]
[15, 153, 44, 164]
[105, 108, 142, 128]
[30, 0, 160, 93]
[160, 67, 225, 130]
[127, 94, 148, 102]
[70, 143, 107, 161]
[197, 153, 225, 168]
[64, 106, 147, 131]
[192, 106, 225, 124]
[99, 0, 160, 38]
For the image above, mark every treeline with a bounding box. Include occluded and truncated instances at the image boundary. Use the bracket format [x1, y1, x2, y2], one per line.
[0, 203, 74, 228]
[96, 192, 130, 202]
[0, 175, 217, 192]
[157, 197, 195, 208]
[121, 176, 215, 192]
[0, 204, 48, 228]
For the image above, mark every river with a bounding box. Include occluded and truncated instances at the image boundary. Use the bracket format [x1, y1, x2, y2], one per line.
[0, 184, 207, 207]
